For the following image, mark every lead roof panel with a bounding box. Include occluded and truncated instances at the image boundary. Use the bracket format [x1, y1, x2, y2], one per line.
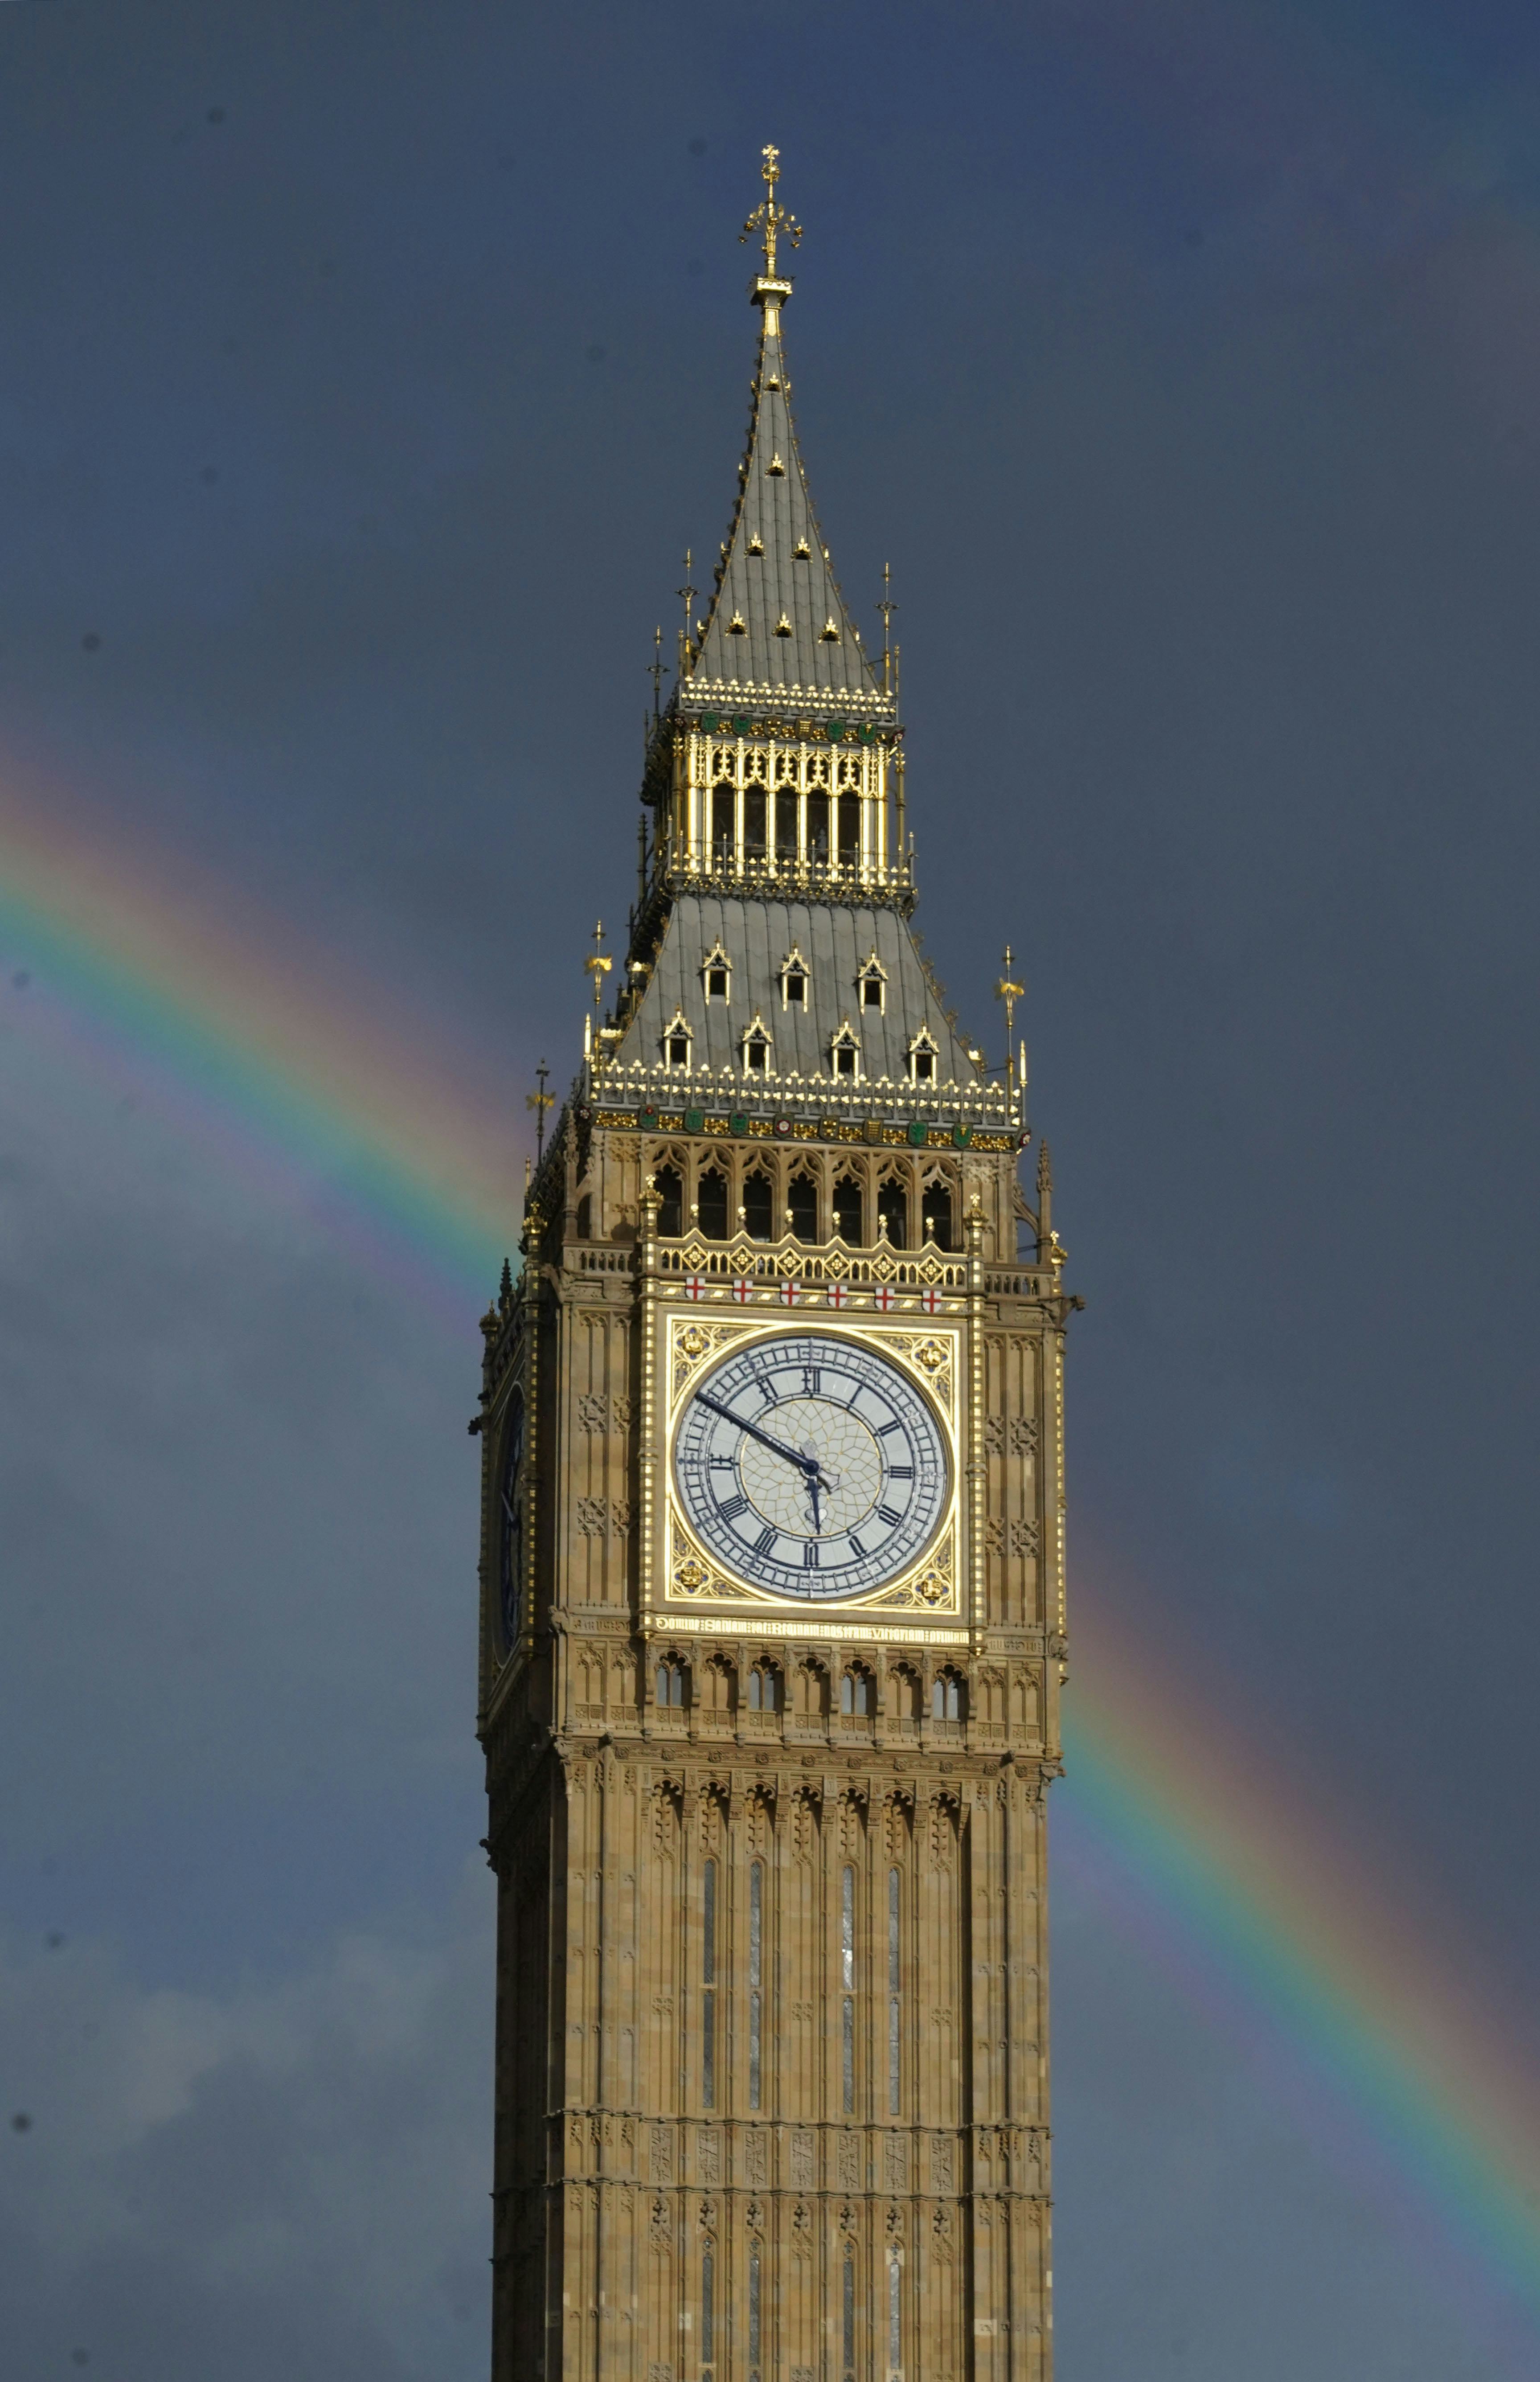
[687, 318, 890, 711]
[616, 896, 975, 1084]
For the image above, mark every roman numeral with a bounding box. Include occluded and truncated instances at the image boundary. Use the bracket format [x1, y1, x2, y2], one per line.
[877, 1504, 904, 1526]
[848, 1533, 867, 1558]
[803, 1542, 820, 1570]
[710, 1455, 735, 1468]
[877, 1420, 901, 1438]
[753, 1525, 778, 1556]
[887, 1465, 913, 1480]
[802, 1367, 820, 1396]
[718, 1495, 748, 1521]
[758, 1377, 777, 1408]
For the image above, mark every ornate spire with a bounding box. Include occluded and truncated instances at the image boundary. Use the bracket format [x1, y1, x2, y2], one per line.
[740, 142, 803, 302]
[684, 146, 890, 717]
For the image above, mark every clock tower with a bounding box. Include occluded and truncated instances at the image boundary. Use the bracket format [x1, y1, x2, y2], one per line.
[476, 147, 1073, 2382]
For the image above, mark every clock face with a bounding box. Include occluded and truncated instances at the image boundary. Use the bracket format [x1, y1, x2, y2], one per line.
[672, 1331, 949, 1601]
[496, 1393, 525, 1654]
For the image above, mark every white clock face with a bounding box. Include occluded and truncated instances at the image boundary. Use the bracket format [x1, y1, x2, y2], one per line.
[672, 1332, 949, 1601]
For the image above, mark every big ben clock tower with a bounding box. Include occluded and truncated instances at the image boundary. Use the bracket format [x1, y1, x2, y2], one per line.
[476, 147, 1074, 2382]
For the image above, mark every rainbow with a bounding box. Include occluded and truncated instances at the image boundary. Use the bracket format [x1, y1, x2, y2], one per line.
[1061, 1578, 1540, 2324]
[4, 764, 1538, 2337]
[0, 764, 524, 1321]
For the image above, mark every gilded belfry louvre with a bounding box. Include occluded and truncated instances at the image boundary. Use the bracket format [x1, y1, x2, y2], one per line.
[474, 146, 1077, 2382]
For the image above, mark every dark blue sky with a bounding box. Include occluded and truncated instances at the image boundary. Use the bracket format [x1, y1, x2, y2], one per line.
[2, 3, 1539, 2377]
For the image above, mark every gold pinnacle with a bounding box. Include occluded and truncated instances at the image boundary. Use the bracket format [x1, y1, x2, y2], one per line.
[740, 141, 803, 282]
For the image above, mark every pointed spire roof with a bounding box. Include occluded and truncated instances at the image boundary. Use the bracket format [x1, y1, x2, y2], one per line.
[683, 148, 893, 723]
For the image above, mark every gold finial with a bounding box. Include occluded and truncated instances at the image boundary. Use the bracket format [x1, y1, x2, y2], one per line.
[878, 562, 896, 697]
[525, 1057, 553, 1164]
[995, 943, 1025, 1075]
[585, 921, 613, 1010]
[740, 142, 803, 285]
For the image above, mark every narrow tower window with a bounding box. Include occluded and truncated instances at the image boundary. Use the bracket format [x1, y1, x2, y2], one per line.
[842, 2251, 856, 2382]
[702, 2248, 715, 2377]
[749, 1859, 764, 2111]
[832, 1174, 863, 1245]
[841, 1863, 856, 2114]
[788, 1172, 818, 1241]
[921, 1177, 954, 1250]
[889, 2252, 902, 2379]
[743, 1170, 774, 1240]
[698, 1168, 729, 1239]
[749, 2244, 762, 2382]
[876, 1177, 908, 1247]
[702, 1857, 717, 2109]
[654, 1164, 684, 1237]
[889, 1867, 901, 2115]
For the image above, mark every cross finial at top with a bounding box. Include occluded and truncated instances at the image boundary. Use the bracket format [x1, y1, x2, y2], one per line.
[740, 141, 803, 282]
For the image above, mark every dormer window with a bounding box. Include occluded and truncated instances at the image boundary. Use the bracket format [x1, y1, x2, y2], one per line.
[741, 1016, 773, 1076]
[907, 1027, 940, 1085]
[664, 1009, 694, 1070]
[778, 947, 809, 1009]
[857, 954, 888, 1014]
[830, 1021, 861, 1080]
[700, 939, 732, 1005]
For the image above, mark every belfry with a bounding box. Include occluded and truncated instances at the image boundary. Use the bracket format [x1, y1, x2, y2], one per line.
[476, 146, 1073, 2382]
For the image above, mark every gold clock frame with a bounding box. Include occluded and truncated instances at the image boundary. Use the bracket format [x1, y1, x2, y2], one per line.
[649, 1306, 963, 1624]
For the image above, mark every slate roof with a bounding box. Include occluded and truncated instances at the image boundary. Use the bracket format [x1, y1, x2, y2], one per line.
[685, 307, 893, 717]
[614, 895, 975, 1086]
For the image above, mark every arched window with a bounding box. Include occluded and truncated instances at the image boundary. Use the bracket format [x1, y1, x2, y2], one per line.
[832, 1174, 863, 1245]
[655, 1656, 688, 1709]
[774, 787, 799, 865]
[876, 1177, 908, 1247]
[653, 1165, 684, 1238]
[743, 784, 767, 858]
[830, 1022, 860, 1080]
[887, 1662, 921, 1720]
[857, 954, 887, 1012]
[931, 1669, 964, 1722]
[922, 1177, 954, 1251]
[840, 1665, 875, 1718]
[806, 788, 830, 863]
[701, 940, 732, 1004]
[788, 1171, 819, 1241]
[778, 946, 809, 1008]
[741, 1018, 773, 1076]
[663, 1010, 693, 1070]
[743, 1171, 774, 1241]
[908, 1026, 939, 1084]
[697, 1168, 729, 1239]
[747, 1659, 782, 1713]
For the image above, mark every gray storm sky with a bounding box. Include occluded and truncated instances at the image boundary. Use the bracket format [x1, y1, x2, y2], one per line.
[1, 4, 1539, 2378]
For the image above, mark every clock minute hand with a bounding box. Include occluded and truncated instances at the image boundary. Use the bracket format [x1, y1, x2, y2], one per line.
[693, 1389, 821, 1480]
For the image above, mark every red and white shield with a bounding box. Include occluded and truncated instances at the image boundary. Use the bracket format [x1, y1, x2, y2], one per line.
[780, 1277, 800, 1306]
[825, 1279, 849, 1309]
[683, 1274, 708, 1301]
[920, 1284, 943, 1313]
[731, 1276, 755, 1303]
[872, 1283, 895, 1312]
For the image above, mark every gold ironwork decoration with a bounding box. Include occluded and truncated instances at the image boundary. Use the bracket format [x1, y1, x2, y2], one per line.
[740, 143, 803, 279]
[585, 919, 612, 1008]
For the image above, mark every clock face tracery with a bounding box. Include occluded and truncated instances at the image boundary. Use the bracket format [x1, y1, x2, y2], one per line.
[671, 1330, 949, 1602]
